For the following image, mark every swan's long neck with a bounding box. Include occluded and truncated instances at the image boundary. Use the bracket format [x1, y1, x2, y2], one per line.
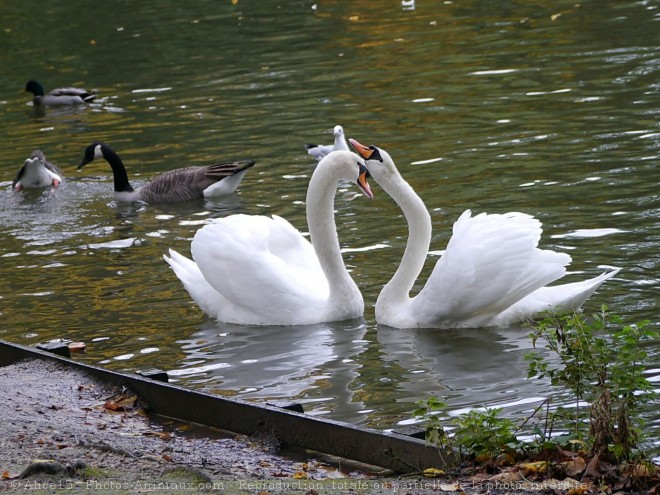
[306, 168, 361, 311]
[102, 146, 134, 193]
[377, 168, 431, 304]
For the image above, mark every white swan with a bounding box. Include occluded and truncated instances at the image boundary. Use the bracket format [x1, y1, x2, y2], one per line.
[13, 150, 63, 191]
[164, 150, 373, 326]
[349, 138, 620, 329]
[78, 142, 255, 204]
[304, 125, 349, 161]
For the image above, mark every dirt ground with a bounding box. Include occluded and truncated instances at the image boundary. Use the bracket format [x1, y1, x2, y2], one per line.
[0, 358, 563, 494]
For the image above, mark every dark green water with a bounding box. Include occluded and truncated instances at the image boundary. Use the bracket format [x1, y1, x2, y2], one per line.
[1, 0, 657, 454]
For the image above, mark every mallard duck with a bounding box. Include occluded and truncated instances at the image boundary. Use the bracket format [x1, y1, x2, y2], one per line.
[24, 80, 96, 107]
[304, 125, 349, 161]
[13, 150, 63, 191]
[78, 142, 256, 204]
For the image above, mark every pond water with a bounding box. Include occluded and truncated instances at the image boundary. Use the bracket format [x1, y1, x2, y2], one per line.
[1, 0, 658, 454]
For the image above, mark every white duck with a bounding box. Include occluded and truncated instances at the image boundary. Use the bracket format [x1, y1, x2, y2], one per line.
[349, 138, 620, 329]
[78, 142, 255, 204]
[164, 150, 373, 326]
[304, 125, 349, 161]
[24, 80, 96, 107]
[13, 150, 63, 191]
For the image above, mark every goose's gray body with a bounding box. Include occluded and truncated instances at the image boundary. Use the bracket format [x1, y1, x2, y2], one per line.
[78, 142, 255, 204]
[13, 150, 63, 191]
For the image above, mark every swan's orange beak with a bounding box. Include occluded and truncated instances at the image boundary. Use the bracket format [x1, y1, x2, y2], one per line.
[357, 164, 374, 199]
[349, 138, 373, 160]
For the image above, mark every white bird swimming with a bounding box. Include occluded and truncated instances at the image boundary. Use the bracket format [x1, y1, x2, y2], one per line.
[13, 150, 63, 191]
[350, 138, 620, 329]
[78, 142, 255, 204]
[164, 150, 373, 326]
[24, 80, 96, 107]
[304, 125, 349, 161]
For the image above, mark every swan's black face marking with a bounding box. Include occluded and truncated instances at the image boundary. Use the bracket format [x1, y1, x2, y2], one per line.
[367, 146, 384, 163]
[358, 162, 372, 179]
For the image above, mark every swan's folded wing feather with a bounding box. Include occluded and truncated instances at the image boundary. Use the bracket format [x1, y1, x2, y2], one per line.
[191, 214, 328, 318]
[412, 210, 570, 326]
[164, 249, 232, 316]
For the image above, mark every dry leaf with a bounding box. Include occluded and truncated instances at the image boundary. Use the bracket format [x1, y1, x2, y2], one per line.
[103, 394, 137, 412]
[439, 482, 461, 491]
[562, 456, 586, 476]
[423, 467, 446, 477]
[143, 431, 172, 440]
[293, 471, 308, 479]
[520, 460, 548, 475]
[68, 342, 86, 353]
[489, 470, 523, 482]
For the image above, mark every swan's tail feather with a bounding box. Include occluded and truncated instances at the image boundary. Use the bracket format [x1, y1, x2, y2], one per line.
[492, 267, 622, 325]
[164, 249, 225, 317]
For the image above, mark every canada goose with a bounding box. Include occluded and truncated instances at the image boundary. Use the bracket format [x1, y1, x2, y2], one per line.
[78, 142, 255, 204]
[24, 80, 96, 107]
[13, 150, 63, 191]
[304, 125, 349, 161]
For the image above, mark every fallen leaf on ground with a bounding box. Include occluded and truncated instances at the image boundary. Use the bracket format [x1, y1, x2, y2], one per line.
[103, 394, 137, 412]
[562, 456, 586, 476]
[520, 460, 548, 475]
[143, 431, 172, 440]
[488, 469, 523, 482]
[439, 482, 461, 491]
[423, 467, 446, 477]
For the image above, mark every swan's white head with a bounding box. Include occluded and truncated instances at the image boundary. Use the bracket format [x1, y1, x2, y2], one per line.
[317, 150, 373, 199]
[348, 138, 397, 185]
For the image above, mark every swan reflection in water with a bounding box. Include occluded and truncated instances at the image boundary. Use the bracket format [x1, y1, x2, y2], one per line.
[376, 324, 550, 428]
[171, 319, 369, 420]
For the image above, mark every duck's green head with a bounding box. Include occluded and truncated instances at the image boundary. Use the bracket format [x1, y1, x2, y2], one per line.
[24, 80, 45, 96]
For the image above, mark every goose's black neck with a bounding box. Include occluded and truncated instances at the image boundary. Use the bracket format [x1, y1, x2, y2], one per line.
[101, 145, 134, 193]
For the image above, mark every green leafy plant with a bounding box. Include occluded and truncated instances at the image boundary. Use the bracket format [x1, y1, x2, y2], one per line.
[453, 407, 518, 464]
[414, 397, 520, 466]
[525, 305, 657, 461]
[412, 396, 453, 466]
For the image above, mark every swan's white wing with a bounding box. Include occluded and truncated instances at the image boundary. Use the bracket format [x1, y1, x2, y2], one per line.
[191, 214, 329, 322]
[411, 210, 571, 327]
